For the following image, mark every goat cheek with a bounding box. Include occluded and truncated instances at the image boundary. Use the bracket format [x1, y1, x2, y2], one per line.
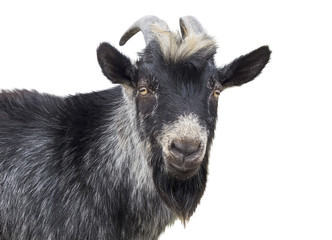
[137, 96, 156, 115]
[209, 97, 218, 116]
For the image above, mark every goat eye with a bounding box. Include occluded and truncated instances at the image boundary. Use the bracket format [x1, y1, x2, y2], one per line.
[213, 89, 221, 98]
[139, 87, 148, 96]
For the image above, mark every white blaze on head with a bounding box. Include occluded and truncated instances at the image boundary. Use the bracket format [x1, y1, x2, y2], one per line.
[152, 24, 217, 64]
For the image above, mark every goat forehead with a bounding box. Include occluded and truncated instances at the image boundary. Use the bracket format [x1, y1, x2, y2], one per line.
[163, 84, 206, 102]
[161, 72, 212, 100]
[157, 70, 210, 105]
[139, 61, 214, 86]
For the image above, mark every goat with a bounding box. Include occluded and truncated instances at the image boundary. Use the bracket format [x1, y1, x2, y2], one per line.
[0, 16, 271, 240]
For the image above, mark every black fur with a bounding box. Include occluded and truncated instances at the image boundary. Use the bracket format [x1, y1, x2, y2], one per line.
[218, 46, 271, 88]
[0, 21, 271, 240]
[97, 43, 136, 86]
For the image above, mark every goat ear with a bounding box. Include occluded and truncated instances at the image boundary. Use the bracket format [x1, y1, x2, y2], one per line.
[97, 42, 136, 86]
[218, 46, 271, 89]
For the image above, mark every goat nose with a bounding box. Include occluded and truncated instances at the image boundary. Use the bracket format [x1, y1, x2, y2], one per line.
[171, 139, 201, 159]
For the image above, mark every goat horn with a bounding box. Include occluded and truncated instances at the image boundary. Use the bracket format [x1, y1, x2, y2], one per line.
[119, 15, 170, 46]
[179, 16, 206, 38]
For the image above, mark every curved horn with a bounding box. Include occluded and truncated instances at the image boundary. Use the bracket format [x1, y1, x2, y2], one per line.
[119, 15, 170, 46]
[179, 16, 206, 38]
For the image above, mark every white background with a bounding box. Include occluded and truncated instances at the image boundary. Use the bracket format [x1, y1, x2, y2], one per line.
[0, 0, 331, 239]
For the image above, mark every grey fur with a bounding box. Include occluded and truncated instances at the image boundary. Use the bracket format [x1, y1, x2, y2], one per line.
[0, 15, 271, 240]
[0, 89, 176, 239]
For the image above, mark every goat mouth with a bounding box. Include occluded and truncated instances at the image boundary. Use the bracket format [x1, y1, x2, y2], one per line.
[166, 160, 201, 180]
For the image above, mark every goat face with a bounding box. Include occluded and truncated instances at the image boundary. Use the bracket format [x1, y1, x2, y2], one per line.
[135, 57, 217, 180]
[97, 15, 270, 219]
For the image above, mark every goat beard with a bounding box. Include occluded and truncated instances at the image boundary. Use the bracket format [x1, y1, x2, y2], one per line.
[151, 148, 208, 222]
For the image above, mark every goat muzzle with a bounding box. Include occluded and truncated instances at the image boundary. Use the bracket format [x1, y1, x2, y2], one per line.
[166, 138, 205, 180]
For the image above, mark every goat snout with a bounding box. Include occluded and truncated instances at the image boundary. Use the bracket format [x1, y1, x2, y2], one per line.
[170, 139, 201, 161]
[167, 138, 205, 180]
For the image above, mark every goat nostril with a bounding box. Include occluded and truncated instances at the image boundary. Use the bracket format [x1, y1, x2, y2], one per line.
[171, 139, 201, 157]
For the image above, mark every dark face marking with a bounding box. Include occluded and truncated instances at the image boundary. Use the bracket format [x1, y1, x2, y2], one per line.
[134, 44, 220, 181]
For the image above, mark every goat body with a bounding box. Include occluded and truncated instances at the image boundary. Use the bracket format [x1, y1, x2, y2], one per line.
[0, 88, 175, 239]
[0, 16, 271, 239]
